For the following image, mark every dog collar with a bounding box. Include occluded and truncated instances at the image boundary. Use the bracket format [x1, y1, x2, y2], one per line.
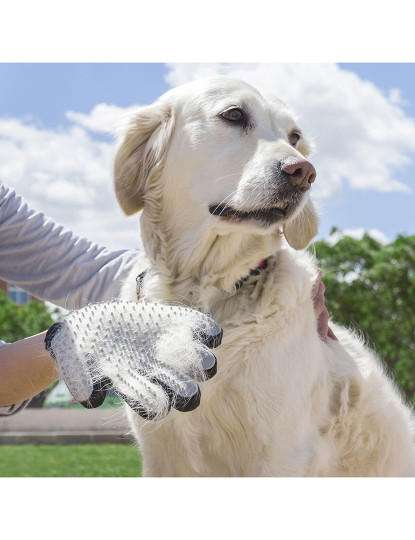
[136, 258, 271, 300]
[136, 269, 148, 300]
[234, 258, 269, 291]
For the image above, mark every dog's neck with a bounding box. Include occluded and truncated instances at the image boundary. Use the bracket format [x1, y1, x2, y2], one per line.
[140, 212, 283, 310]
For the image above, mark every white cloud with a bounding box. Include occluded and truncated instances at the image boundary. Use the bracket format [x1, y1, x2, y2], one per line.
[388, 88, 409, 106]
[66, 103, 140, 134]
[0, 116, 142, 251]
[166, 63, 415, 201]
[326, 227, 390, 246]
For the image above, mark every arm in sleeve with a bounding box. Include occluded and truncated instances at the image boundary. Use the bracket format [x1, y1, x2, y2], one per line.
[0, 400, 30, 416]
[0, 183, 148, 309]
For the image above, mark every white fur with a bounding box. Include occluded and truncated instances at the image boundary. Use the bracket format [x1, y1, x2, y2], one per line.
[114, 76, 415, 476]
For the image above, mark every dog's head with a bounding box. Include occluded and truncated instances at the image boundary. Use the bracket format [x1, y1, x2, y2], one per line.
[114, 76, 318, 251]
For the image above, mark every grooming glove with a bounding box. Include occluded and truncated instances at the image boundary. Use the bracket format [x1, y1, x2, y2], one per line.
[45, 300, 222, 420]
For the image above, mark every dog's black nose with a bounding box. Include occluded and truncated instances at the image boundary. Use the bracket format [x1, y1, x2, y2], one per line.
[281, 159, 316, 191]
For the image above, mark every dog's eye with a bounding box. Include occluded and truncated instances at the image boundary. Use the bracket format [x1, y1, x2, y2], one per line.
[289, 131, 301, 146]
[220, 108, 246, 124]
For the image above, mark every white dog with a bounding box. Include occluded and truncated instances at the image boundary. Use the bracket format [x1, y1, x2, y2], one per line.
[114, 76, 415, 476]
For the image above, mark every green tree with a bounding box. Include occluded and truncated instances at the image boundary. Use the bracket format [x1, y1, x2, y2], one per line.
[311, 230, 415, 402]
[0, 291, 58, 342]
[0, 290, 60, 406]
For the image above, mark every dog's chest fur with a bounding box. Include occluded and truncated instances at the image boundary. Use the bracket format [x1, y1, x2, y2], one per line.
[125, 249, 335, 476]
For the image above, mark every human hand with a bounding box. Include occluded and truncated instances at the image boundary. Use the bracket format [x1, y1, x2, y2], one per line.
[312, 269, 338, 343]
[45, 300, 222, 420]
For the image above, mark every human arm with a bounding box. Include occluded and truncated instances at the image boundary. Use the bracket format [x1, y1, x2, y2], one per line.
[0, 333, 58, 408]
[0, 183, 147, 414]
[312, 268, 338, 343]
[0, 183, 146, 309]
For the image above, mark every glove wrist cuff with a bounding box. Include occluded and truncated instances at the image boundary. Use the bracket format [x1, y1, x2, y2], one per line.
[44, 321, 63, 360]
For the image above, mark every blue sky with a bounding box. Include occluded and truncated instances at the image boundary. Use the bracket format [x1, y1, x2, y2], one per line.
[1, 62, 414, 250]
[0, 63, 170, 129]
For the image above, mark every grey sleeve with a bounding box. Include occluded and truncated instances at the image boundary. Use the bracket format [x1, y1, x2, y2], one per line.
[0, 183, 147, 310]
[0, 400, 30, 416]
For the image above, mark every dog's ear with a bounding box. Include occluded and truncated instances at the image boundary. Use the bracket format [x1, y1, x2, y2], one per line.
[113, 100, 175, 216]
[283, 198, 319, 250]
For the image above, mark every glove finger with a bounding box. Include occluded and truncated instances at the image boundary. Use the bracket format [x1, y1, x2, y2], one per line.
[111, 369, 171, 421]
[171, 385, 201, 412]
[148, 363, 202, 412]
[119, 375, 200, 416]
[152, 375, 201, 413]
[199, 347, 217, 380]
[194, 319, 223, 349]
[116, 389, 171, 421]
[79, 377, 110, 409]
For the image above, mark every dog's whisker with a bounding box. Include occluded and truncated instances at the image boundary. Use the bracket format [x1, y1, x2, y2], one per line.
[213, 172, 243, 184]
[206, 189, 240, 218]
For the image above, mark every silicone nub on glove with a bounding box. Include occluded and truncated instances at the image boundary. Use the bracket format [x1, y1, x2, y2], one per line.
[45, 300, 223, 420]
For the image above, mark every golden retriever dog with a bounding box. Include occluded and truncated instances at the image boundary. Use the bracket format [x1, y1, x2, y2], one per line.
[113, 76, 415, 476]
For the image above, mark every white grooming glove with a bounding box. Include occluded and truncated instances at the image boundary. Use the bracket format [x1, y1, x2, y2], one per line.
[44, 300, 222, 420]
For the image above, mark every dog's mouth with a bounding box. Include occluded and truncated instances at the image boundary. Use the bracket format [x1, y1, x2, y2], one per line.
[208, 202, 290, 225]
